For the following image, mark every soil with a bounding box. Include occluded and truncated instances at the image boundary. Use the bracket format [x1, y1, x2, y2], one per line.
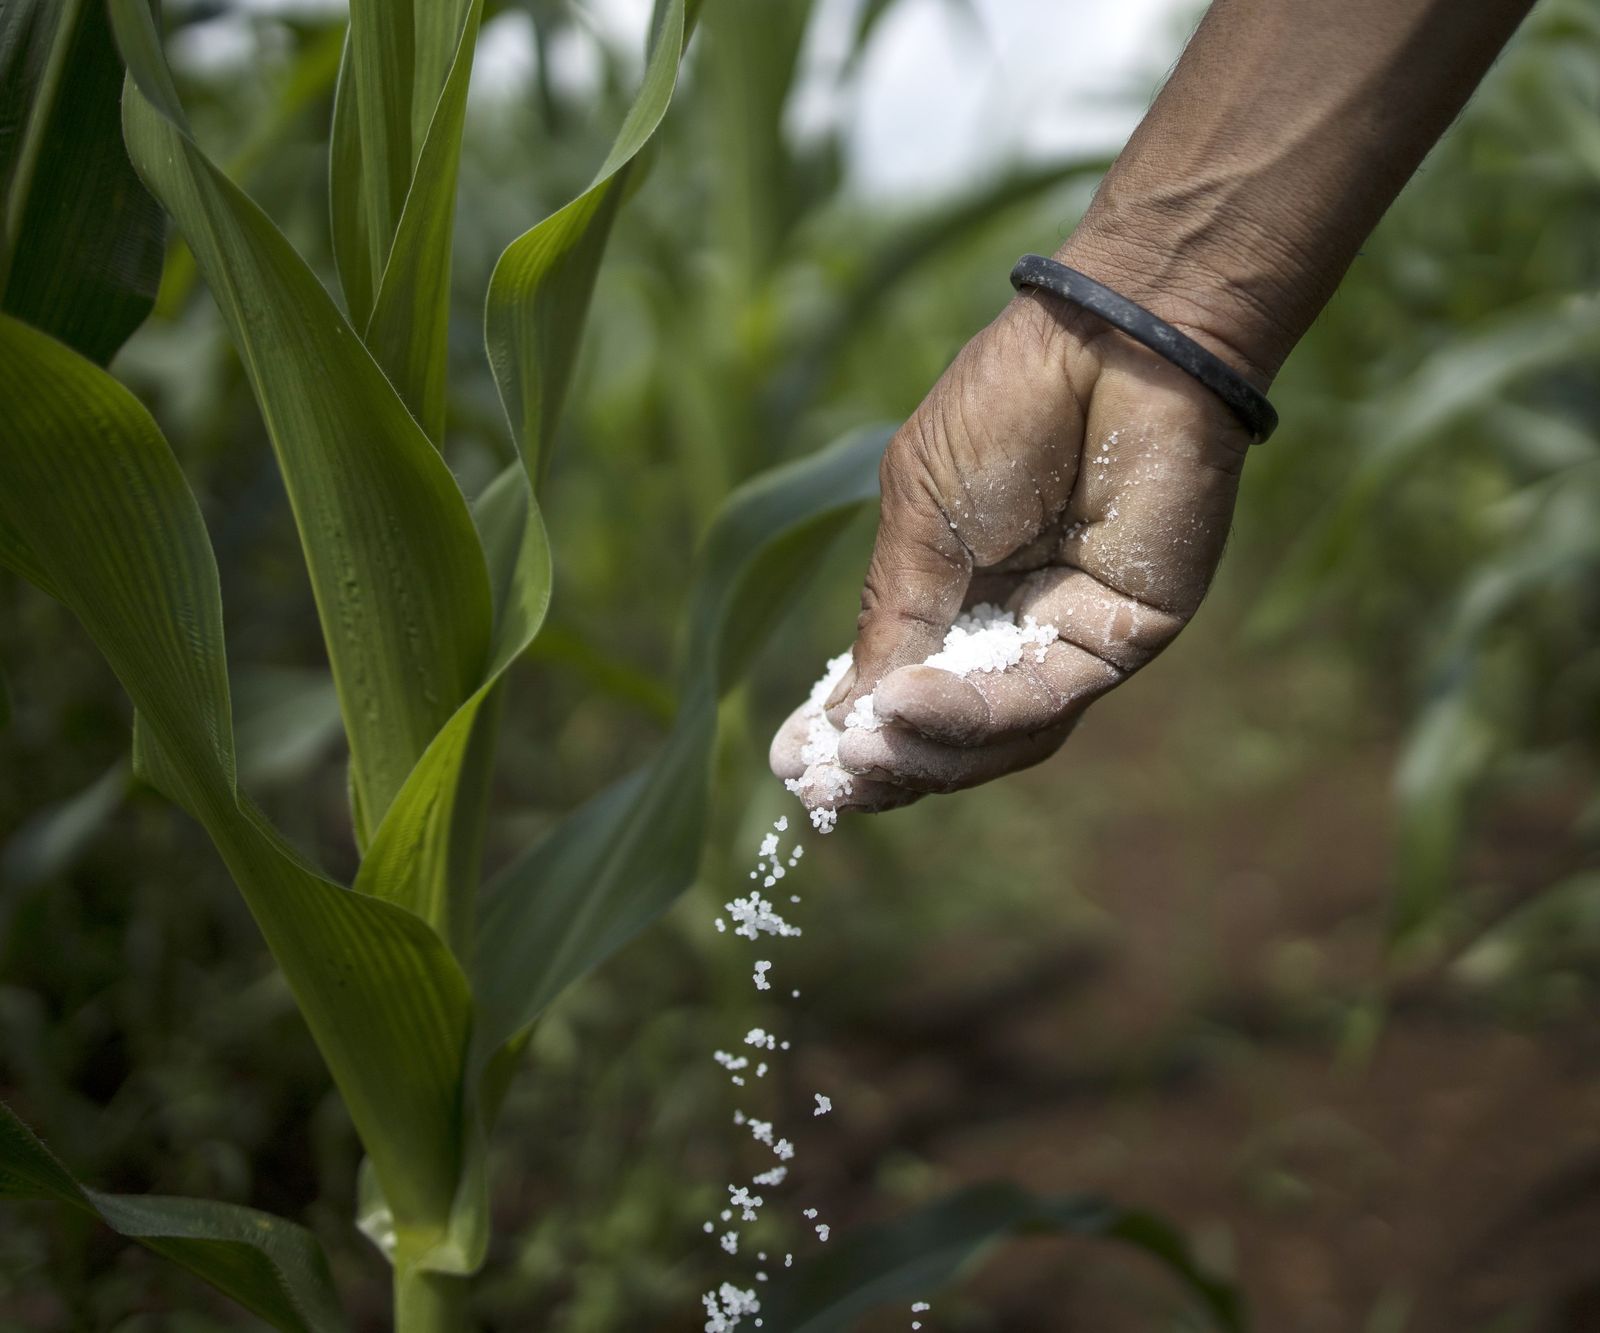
[785, 625, 1600, 1333]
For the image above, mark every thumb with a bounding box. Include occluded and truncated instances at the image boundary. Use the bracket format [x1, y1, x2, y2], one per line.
[825, 433, 970, 727]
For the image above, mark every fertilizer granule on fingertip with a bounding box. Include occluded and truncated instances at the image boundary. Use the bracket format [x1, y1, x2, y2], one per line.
[784, 605, 1058, 830]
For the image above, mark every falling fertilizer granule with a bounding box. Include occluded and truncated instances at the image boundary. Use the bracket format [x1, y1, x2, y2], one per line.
[693, 607, 1057, 1327]
[699, 815, 830, 1330]
[785, 604, 1058, 831]
[698, 809, 935, 1330]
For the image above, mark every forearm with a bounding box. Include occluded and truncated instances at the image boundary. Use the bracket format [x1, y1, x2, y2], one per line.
[1052, 0, 1536, 383]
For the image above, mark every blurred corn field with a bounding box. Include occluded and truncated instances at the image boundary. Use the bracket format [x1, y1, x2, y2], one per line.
[1, 0, 1597, 1328]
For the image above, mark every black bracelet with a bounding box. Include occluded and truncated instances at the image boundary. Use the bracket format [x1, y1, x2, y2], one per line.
[1009, 254, 1277, 444]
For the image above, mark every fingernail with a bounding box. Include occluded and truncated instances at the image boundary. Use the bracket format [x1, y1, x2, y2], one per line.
[824, 662, 857, 711]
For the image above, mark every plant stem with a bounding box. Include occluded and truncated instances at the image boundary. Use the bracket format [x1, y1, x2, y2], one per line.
[394, 1268, 471, 1333]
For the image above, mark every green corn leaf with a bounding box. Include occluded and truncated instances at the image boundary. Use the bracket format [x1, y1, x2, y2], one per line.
[353, 676, 507, 961]
[331, 0, 481, 440]
[363, 0, 482, 442]
[484, 0, 698, 483]
[328, 38, 372, 329]
[1248, 294, 1600, 645]
[0, 0, 163, 362]
[759, 1181, 1244, 1333]
[354, 461, 551, 960]
[0, 760, 128, 890]
[1388, 477, 1600, 944]
[112, 0, 495, 848]
[0, 1101, 348, 1333]
[344, 466, 551, 1272]
[343, 1, 417, 306]
[0, 508, 57, 598]
[700, 0, 811, 287]
[351, 0, 686, 955]
[525, 623, 676, 725]
[362, 0, 703, 967]
[474, 425, 888, 1054]
[347, 471, 550, 1273]
[1389, 682, 1497, 943]
[156, 22, 348, 320]
[472, 461, 554, 670]
[0, 667, 343, 892]
[233, 667, 346, 791]
[0, 314, 474, 1271]
[331, 0, 474, 331]
[435, 0, 737, 1079]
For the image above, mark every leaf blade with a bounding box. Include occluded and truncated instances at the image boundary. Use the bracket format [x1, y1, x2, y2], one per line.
[361, 0, 482, 440]
[0, 0, 163, 362]
[113, 0, 495, 844]
[355, 466, 551, 963]
[0, 1101, 349, 1333]
[0, 314, 473, 1264]
[328, 36, 372, 328]
[474, 426, 887, 1052]
[483, 0, 696, 481]
[760, 1181, 1244, 1333]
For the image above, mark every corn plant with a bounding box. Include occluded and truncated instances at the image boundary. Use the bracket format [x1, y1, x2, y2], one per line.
[1241, 0, 1600, 948]
[0, 1, 889, 1326]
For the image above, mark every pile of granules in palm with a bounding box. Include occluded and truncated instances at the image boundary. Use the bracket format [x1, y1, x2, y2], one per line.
[786, 603, 1058, 830]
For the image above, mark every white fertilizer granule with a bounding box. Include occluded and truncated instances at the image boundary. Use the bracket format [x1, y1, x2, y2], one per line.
[701, 812, 857, 1322]
[713, 1051, 749, 1083]
[786, 605, 1058, 830]
[782, 652, 855, 828]
[702, 1282, 760, 1332]
[728, 1185, 763, 1222]
[843, 692, 881, 733]
[922, 603, 1056, 675]
[724, 892, 801, 941]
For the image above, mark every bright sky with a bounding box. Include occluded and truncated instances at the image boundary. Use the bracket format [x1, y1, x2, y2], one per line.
[795, 0, 1189, 199]
[197, 0, 1194, 201]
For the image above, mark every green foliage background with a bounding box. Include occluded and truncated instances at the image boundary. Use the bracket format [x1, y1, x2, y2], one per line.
[1, 0, 1596, 1328]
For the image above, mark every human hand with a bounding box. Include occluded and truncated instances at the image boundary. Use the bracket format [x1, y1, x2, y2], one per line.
[770, 0, 1533, 825]
[770, 275, 1255, 821]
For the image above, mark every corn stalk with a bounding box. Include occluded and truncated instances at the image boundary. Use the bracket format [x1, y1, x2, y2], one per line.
[0, 0, 888, 1326]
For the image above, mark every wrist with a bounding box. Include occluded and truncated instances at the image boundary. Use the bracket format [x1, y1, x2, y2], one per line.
[1052, 184, 1316, 388]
